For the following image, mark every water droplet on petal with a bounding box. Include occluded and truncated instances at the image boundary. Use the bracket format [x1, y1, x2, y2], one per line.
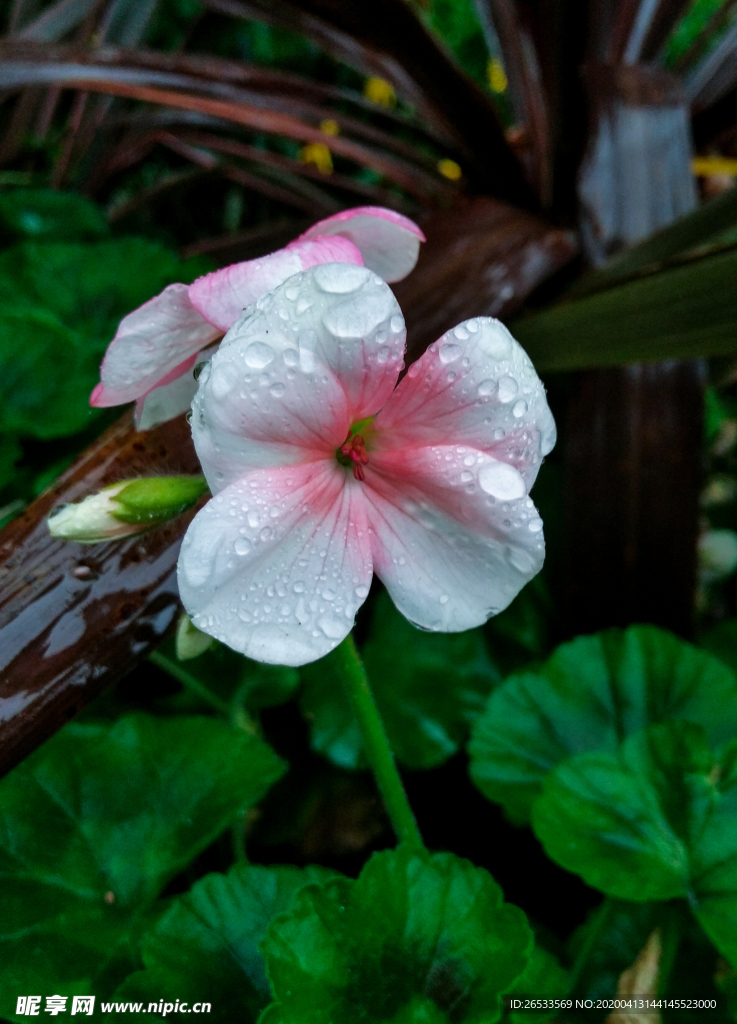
[498, 376, 518, 403]
[314, 263, 367, 293]
[439, 342, 461, 364]
[439, 594, 449, 604]
[453, 324, 470, 341]
[477, 379, 496, 396]
[355, 584, 369, 599]
[244, 342, 274, 369]
[512, 399, 528, 418]
[528, 517, 543, 533]
[478, 461, 526, 500]
[270, 382, 285, 398]
[234, 538, 251, 555]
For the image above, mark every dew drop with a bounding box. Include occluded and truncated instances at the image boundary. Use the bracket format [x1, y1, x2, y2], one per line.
[528, 517, 543, 533]
[270, 382, 286, 398]
[498, 376, 518, 403]
[439, 342, 461, 364]
[512, 399, 528, 418]
[314, 263, 367, 294]
[194, 360, 210, 382]
[376, 346, 389, 364]
[319, 613, 346, 639]
[293, 581, 305, 593]
[244, 342, 274, 369]
[477, 378, 496, 397]
[283, 348, 299, 367]
[439, 593, 449, 604]
[453, 324, 470, 341]
[247, 510, 260, 528]
[478, 461, 526, 500]
[460, 470, 473, 483]
[355, 584, 369, 599]
[296, 297, 312, 314]
[285, 285, 300, 301]
[390, 314, 404, 333]
[234, 538, 252, 555]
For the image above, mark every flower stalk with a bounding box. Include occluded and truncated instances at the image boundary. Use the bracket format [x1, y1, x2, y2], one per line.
[335, 634, 424, 852]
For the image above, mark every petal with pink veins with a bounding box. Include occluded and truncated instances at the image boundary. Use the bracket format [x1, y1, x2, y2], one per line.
[296, 206, 425, 282]
[187, 236, 363, 333]
[177, 461, 373, 666]
[371, 317, 556, 492]
[363, 443, 546, 632]
[191, 264, 405, 493]
[92, 283, 220, 407]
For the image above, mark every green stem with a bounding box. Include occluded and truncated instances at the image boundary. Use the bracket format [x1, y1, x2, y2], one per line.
[149, 650, 230, 716]
[335, 634, 424, 852]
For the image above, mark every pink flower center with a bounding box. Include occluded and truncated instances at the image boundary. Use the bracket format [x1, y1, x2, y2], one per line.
[338, 433, 369, 481]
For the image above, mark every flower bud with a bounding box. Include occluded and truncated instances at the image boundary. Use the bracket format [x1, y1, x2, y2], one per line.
[48, 476, 208, 543]
[175, 612, 215, 660]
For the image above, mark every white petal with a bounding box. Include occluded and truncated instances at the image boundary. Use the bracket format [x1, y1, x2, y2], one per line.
[190, 264, 405, 494]
[177, 462, 373, 666]
[296, 207, 425, 282]
[373, 317, 556, 492]
[363, 444, 546, 631]
[94, 284, 220, 406]
[134, 347, 218, 431]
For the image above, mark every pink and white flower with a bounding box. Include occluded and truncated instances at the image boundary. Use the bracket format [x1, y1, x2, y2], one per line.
[177, 262, 556, 666]
[89, 207, 425, 429]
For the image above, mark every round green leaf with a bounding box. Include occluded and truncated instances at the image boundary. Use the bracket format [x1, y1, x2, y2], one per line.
[261, 846, 532, 1024]
[110, 864, 336, 1022]
[0, 306, 96, 438]
[301, 591, 500, 770]
[0, 188, 109, 241]
[531, 722, 737, 965]
[0, 714, 285, 1009]
[469, 626, 737, 824]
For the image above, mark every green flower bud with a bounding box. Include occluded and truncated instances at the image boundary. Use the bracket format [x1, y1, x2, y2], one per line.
[175, 612, 215, 660]
[48, 476, 208, 543]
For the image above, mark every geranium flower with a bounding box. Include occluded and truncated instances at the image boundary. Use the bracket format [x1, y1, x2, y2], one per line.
[177, 263, 555, 666]
[89, 207, 424, 429]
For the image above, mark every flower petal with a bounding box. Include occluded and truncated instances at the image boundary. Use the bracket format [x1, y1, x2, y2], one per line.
[191, 264, 405, 493]
[91, 284, 221, 407]
[295, 206, 425, 282]
[133, 346, 218, 430]
[177, 461, 373, 666]
[372, 317, 556, 491]
[187, 236, 363, 333]
[363, 444, 545, 631]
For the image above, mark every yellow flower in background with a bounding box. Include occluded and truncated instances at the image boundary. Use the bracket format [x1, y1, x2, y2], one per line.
[364, 76, 397, 107]
[437, 158, 462, 181]
[692, 156, 737, 177]
[299, 142, 333, 174]
[320, 118, 340, 137]
[487, 58, 508, 94]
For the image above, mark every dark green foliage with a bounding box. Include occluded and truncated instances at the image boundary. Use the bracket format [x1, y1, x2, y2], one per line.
[301, 590, 501, 770]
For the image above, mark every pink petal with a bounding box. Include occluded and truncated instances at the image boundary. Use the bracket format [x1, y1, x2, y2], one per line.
[92, 284, 220, 407]
[363, 444, 545, 631]
[191, 264, 405, 494]
[371, 317, 556, 492]
[177, 461, 373, 666]
[187, 236, 363, 333]
[296, 206, 425, 283]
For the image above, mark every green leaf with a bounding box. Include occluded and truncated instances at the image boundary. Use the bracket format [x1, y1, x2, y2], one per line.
[513, 245, 737, 371]
[504, 945, 570, 1024]
[261, 846, 532, 1024]
[0, 238, 210, 438]
[569, 185, 737, 300]
[110, 864, 336, 1022]
[301, 591, 501, 770]
[0, 306, 95, 438]
[468, 625, 737, 824]
[0, 188, 109, 241]
[531, 722, 737, 965]
[0, 714, 286, 1011]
